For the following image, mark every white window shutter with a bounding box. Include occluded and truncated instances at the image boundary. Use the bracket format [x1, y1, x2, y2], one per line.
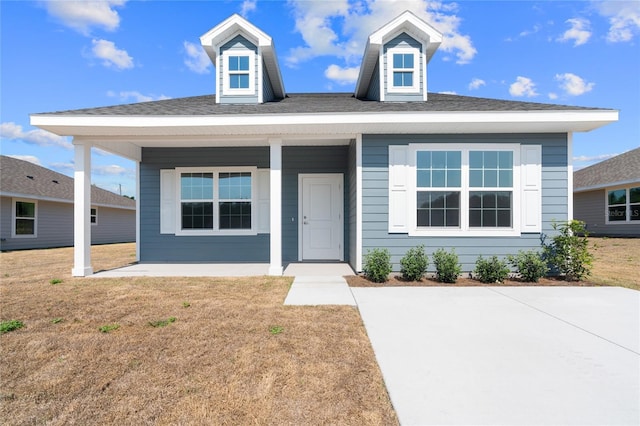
[257, 169, 270, 233]
[388, 146, 409, 233]
[521, 145, 542, 233]
[160, 169, 176, 234]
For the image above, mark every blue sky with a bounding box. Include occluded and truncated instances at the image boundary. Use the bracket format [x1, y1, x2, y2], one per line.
[1, 0, 639, 197]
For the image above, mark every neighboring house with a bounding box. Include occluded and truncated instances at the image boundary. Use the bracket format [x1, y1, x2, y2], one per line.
[0, 155, 136, 251]
[573, 147, 640, 236]
[30, 12, 618, 276]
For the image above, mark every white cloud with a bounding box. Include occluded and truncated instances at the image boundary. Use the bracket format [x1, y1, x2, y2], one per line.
[573, 153, 617, 163]
[183, 41, 211, 74]
[93, 164, 128, 176]
[324, 64, 360, 85]
[558, 18, 592, 46]
[548, 92, 558, 100]
[468, 78, 486, 90]
[555, 73, 594, 96]
[438, 91, 457, 95]
[286, 0, 476, 67]
[0, 122, 72, 149]
[7, 155, 42, 166]
[44, 0, 127, 35]
[107, 90, 171, 103]
[509, 76, 538, 97]
[240, 0, 257, 17]
[594, 0, 640, 42]
[91, 39, 134, 69]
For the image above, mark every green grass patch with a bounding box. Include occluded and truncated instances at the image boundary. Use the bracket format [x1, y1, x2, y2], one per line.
[51, 318, 64, 324]
[148, 317, 177, 328]
[1, 320, 24, 334]
[49, 278, 63, 285]
[269, 325, 284, 335]
[98, 324, 120, 333]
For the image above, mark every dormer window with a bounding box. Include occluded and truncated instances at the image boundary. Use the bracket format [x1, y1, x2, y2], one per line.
[223, 53, 254, 95]
[388, 48, 419, 93]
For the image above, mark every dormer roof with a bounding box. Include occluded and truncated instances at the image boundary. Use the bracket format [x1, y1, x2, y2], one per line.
[355, 10, 443, 99]
[200, 14, 285, 100]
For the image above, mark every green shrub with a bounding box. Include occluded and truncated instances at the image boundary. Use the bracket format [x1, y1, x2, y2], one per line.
[432, 248, 461, 283]
[363, 248, 392, 283]
[543, 220, 593, 281]
[474, 255, 510, 283]
[0, 320, 24, 334]
[508, 250, 548, 282]
[400, 245, 428, 281]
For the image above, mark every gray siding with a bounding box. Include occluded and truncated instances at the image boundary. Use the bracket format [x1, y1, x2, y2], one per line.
[282, 146, 350, 262]
[361, 134, 569, 271]
[366, 58, 381, 101]
[219, 35, 259, 104]
[383, 33, 423, 102]
[140, 147, 269, 262]
[262, 59, 275, 102]
[0, 196, 134, 251]
[574, 189, 640, 236]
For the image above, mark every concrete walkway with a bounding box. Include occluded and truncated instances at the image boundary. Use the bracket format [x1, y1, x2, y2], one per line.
[283, 263, 356, 306]
[351, 286, 640, 426]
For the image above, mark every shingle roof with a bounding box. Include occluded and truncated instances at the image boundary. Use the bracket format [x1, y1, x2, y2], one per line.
[574, 147, 640, 191]
[0, 156, 136, 209]
[35, 92, 608, 117]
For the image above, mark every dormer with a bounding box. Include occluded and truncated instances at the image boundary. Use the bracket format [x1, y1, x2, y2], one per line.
[200, 14, 285, 104]
[355, 11, 442, 102]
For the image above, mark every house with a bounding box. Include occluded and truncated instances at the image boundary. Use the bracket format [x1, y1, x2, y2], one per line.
[573, 147, 640, 236]
[0, 155, 135, 251]
[30, 12, 618, 276]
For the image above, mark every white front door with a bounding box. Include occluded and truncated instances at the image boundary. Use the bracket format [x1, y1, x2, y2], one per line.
[300, 174, 343, 261]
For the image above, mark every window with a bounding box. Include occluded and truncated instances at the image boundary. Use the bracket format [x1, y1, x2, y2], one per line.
[13, 199, 37, 237]
[416, 151, 461, 227]
[387, 48, 419, 92]
[176, 168, 255, 235]
[91, 208, 98, 225]
[468, 151, 513, 228]
[606, 186, 640, 223]
[223, 54, 254, 94]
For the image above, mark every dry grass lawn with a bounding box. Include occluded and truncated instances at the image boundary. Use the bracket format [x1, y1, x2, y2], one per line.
[0, 244, 397, 425]
[589, 237, 640, 291]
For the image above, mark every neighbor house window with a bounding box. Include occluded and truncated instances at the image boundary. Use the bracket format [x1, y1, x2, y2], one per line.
[13, 199, 37, 237]
[387, 48, 419, 92]
[606, 186, 640, 223]
[91, 208, 98, 225]
[223, 54, 254, 95]
[176, 168, 255, 235]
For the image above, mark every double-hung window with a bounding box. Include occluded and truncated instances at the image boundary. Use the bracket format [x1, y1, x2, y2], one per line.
[388, 48, 419, 93]
[176, 168, 255, 235]
[91, 208, 98, 225]
[469, 151, 514, 228]
[606, 186, 640, 223]
[13, 199, 37, 237]
[224, 54, 254, 95]
[416, 151, 461, 227]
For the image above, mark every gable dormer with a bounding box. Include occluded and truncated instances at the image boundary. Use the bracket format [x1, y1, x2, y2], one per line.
[355, 11, 442, 102]
[200, 14, 285, 104]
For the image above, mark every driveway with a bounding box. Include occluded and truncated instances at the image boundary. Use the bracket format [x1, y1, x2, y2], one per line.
[351, 286, 639, 426]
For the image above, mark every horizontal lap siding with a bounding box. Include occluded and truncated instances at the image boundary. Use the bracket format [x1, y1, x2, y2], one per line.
[361, 134, 568, 271]
[140, 147, 269, 262]
[282, 146, 350, 262]
[91, 207, 135, 244]
[575, 189, 639, 236]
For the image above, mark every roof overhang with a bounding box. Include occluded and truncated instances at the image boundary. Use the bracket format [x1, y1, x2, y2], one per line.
[574, 179, 640, 193]
[31, 109, 619, 151]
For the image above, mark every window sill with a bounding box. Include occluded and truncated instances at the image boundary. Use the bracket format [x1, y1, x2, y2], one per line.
[408, 228, 521, 237]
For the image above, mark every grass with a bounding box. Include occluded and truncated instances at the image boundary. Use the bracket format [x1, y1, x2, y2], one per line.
[589, 237, 640, 290]
[0, 243, 397, 425]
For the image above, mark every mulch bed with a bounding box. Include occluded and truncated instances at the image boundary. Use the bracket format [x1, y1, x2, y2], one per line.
[345, 274, 599, 287]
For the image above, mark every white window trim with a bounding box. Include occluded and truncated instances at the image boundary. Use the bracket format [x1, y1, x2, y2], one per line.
[605, 184, 640, 225]
[12, 198, 37, 238]
[91, 207, 98, 226]
[387, 47, 420, 93]
[407, 143, 521, 237]
[175, 167, 257, 236]
[222, 52, 255, 96]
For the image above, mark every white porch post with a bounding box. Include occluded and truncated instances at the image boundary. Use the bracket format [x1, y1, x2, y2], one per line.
[72, 141, 93, 276]
[269, 139, 283, 275]
[567, 132, 574, 221]
[135, 160, 141, 262]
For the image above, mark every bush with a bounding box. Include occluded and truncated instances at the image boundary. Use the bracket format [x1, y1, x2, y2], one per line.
[543, 220, 593, 281]
[508, 250, 548, 282]
[363, 248, 392, 283]
[400, 245, 428, 281]
[474, 255, 510, 283]
[432, 248, 461, 283]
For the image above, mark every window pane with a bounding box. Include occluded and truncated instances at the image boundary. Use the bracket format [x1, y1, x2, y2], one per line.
[417, 151, 431, 169]
[181, 202, 213, 229]
[16, 201, 35, 218]
[417, 170, 430, 187]
[447, 151, 461, 168]
[432, 170, 445, 187]
[416, 191, 460, 227]
[484, 170, 498, 187]
[469, 191, 512, 228]
[469, 151, 483, 168]
[16, 219, 34, 235]
[432, 151, 446, 168]
[229, 56, 239, 71]
[608, 189, 626, 205]
[484, 151, 498, 168]
[499, 151, 513, 168]
[608, 206, 626, 221]
[219, 202, 251, 229]
[483, 192, 496, 208]
[181, 173, 213, 200]
[393, 53, 403, 68]
[239, 74, 249, 88]
[239, 56, 249, 70]
[482, 210, 497, 227]
[219, 172, 251, 200]
[497, 210, 511, 227]
[404, 54, 413, 68]
[431, 209, 444, 226]
[630, 187, 640, 203]
[447, 170, 461, 187]
[469, 170, 483, 188]
[469, 210, 481, 227]
[631, 206, 640, 221]
[499, 170, 513, 187]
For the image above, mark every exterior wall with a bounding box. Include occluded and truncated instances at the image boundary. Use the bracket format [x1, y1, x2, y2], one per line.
[0, 196, 134, 251]
[219, 35, 259, 104]
[140, 147, 270, 262]
[574, 189, 640, 236]
[383, 33, 423, 102]
[366, 58, 381, 101]
[282, 146, 350, 263]
[361, 133, 569, 271]
[262, 59, 275, 102]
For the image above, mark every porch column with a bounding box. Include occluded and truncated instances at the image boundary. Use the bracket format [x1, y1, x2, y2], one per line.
[72, 141, 93, 276]
[269, 140, 283, 275]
